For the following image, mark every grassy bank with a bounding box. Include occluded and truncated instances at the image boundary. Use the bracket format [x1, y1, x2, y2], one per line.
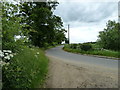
[63, 44, 120, 59]
[2, 46, 49, 88]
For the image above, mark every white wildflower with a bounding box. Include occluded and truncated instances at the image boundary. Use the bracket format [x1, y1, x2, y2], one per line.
[9, 54, 13, 57]
[0, 52, 4, 57]
[0, 50, 2, 54]
[3, 50, 12, 53]
[7, 50, 12, 53]
[5, 53, 9, 55]
[36, 52, 39, 55]
[4, 56, 10, 60]
[3, 50, 7, 52]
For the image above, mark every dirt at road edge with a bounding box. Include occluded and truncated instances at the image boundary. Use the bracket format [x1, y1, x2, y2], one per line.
[44, 56, 118, 88]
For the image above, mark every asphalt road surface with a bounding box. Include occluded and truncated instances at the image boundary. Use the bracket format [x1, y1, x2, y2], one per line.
[46, 45, 118, 69]
[45, 45, 118, 88]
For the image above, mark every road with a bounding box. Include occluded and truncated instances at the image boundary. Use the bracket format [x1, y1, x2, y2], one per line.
[46, 45, 118, 69]
[45, 45, 118, 88]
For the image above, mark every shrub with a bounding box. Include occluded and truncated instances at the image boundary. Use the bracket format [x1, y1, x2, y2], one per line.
[70, 44, 78, 49]
[2, 46, 48, 88]
[80, 43, 92, 51]
[97, 20, 120, 51]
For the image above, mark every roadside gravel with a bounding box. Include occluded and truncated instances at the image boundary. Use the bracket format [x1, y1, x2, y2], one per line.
[44, 55, 118, 88]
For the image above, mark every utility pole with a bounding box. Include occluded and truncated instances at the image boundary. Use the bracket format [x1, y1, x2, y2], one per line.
[68, 24, 70, 44]
[118, 1, 120, 23]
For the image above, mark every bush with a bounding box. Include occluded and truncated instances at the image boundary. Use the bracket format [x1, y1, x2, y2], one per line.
[2, 46, 48, 88]
[80, 43, 92, 51]
[97, 20, 120, 51]
[2, 40, 25, 53]
[70, 44, 78, 49]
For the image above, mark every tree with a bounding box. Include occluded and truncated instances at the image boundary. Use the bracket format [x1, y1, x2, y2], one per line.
[97, 20, 120, 51]
[54, 29, 67, 44]
[2, 2, 26, 52]
[19, 1, 66, 47]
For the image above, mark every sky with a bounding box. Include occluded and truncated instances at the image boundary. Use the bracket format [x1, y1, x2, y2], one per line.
[53, 0, 119, 43]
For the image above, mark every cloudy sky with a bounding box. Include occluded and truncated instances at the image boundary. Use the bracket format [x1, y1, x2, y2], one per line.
[54, 0, 119, 43]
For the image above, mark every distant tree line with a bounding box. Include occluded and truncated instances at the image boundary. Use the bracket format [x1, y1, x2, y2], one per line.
[65, 20, 120, 52]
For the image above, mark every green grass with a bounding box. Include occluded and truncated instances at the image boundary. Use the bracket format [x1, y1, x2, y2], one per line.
[86, 50, 119, 58]
[63, 44, 120, 59]
[2, 46, 49, 88]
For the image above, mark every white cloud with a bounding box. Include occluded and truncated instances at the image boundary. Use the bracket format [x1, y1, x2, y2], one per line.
[65, 24, 104, 43]
[54, 1, 118, 43]
[54, 2, 117, 23]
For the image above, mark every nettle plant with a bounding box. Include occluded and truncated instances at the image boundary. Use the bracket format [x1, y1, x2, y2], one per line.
[0, 50, 14, 66]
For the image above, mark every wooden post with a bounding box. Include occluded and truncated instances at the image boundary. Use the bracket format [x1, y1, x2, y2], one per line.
[68, 24, 70, 44]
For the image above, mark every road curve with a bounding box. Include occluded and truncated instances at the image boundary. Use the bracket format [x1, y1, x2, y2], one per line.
[46, 45, 118, 69]
[45, 45, 118, 88]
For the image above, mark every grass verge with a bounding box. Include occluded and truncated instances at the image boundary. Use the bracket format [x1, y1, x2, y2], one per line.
[2, 46, 49, 88]
[63, 44, 120, 59]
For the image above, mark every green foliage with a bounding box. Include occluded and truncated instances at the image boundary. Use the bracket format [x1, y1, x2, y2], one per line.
[2, 46, 48, 88]
[97, 20, 120, 51]
[70, 44, 78, 49]
[1, 1, 66, 88]
[2, 2, 28, 52]
[2, 1, 66, 50]
[20, 2, 66, 47]
[63, 44, 120, 58]
[65, 38, 69, 44]
[80, 43, 92, 51]
[54, 29, 67, 44]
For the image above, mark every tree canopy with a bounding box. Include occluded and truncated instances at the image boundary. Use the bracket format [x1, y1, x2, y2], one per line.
[97, 20, 120, 51]
[2, 1, 67, 51]
[19, 1, 66, 47]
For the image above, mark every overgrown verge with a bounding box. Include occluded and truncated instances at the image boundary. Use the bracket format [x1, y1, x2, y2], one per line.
[63, 44, 120, 59]
[2, 46, 49, 88]
[1, 1, 66, 89]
